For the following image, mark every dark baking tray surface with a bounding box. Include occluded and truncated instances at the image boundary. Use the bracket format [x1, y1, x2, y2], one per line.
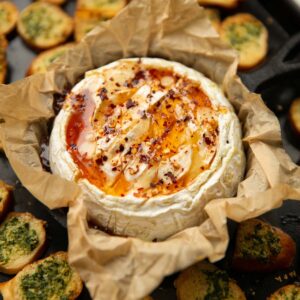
[1, 0, 300, 299]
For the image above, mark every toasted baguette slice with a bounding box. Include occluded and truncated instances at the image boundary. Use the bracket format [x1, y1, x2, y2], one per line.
[268, 284, 300, 300]
[289, 98, 300, 136]
[77, 0, 126, 18]
[204, 8, 221, 33]
[17, 2, 73, 50]
[175, 261, 246, 300]
[75, 9, 108, 42]
[37, 0, 66, 5]
[232, 219, 296, 272]
[0, 181, 13, 221]
[220, 13, 268, 69]
[198, 0, 239, 8]
[0, 34, 7, 84]
[0, 1, 19, 35]
[27, 43, 76, 76]
[0, 212, 46, 274]
[0, 252, 83, 300]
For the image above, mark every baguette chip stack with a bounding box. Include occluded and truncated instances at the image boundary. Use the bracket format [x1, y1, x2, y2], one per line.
[75, 0, 127, 41]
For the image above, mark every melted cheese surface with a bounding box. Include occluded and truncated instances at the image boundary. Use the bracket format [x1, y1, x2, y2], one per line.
[64, 60, 225, 198]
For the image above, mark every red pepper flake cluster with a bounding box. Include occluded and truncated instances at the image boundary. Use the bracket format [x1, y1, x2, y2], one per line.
[126, 98, 137, 109]
[97, 87, 108, 101]
[66, 60, 221, 198]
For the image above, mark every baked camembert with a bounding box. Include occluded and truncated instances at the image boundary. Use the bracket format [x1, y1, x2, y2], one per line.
[50, 58, 245, 240]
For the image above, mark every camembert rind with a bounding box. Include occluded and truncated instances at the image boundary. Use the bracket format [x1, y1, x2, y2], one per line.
[50, 58, 245, 241]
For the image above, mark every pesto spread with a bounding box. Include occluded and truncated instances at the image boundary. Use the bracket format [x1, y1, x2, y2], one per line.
[20, 257, 74, 300]
[275, 287, 300, 300]
[0, 217, 39, 264]
[238, 221, 281, 263]
[21, 8, 61, 41]
[226, 22, 263, 51]
[203, 269, 232, 300]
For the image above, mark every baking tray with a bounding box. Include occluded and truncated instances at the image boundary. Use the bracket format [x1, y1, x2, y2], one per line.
[1, 0, 300, 299]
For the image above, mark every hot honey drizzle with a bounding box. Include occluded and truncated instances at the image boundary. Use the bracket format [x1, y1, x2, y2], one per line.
[66, 61, 221, 198]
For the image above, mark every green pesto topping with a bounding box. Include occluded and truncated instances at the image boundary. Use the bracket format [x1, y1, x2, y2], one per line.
[226, 21, 263, 51]
[239, 222, 281, 263]
[20, 256, 74, 300]
[202, 269, 231, 300]
[0, 217, 39, 264]
[21, 7, 62, 41]
[276, 287, 300, 300]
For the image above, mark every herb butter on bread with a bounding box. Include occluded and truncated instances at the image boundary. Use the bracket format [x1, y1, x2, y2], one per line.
[232, 219, 296, 272]
[175, 261, 246, 300]
[0, 212, 46, 274]
[220, 13, 268, 69]
[0, 181, 12, 221]
[0, 1, 18, 35]
[17, 2, 73, 50]
[0, 252, 83, 300]
[27, 43, 76, 76]
[268, 284, 300, 300]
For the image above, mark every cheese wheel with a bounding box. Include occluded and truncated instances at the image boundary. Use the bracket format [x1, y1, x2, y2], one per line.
[50, 58, 245, 241]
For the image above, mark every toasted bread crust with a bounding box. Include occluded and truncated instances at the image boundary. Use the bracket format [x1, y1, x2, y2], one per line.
[37, 0, 66, 5]
[232, 219, 296, 272]
[0, 252, 83, 300]
[17, 2, 73, 50]
[0, 212, 47, 274]
[289, 98, 300, 136]
[0, 34, 7, 84]
[0, 180, 13, 221]
[26, 42, 76, 76]
[198, 0, 239, 9]
[74, 9, 108, 42]
[0, 1, 19, 35]
[175, 261, 246, 300]
[220, 13, 268, 69]
[77, 0, 126, 18]
[268, 284, 300, 300]
[204, 8, 221, 33]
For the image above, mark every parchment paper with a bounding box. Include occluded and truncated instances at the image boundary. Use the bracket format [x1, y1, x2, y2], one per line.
[1, 0, 300, 299]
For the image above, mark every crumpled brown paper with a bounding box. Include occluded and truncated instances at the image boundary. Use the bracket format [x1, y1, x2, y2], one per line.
[1, 0, 300, 299]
